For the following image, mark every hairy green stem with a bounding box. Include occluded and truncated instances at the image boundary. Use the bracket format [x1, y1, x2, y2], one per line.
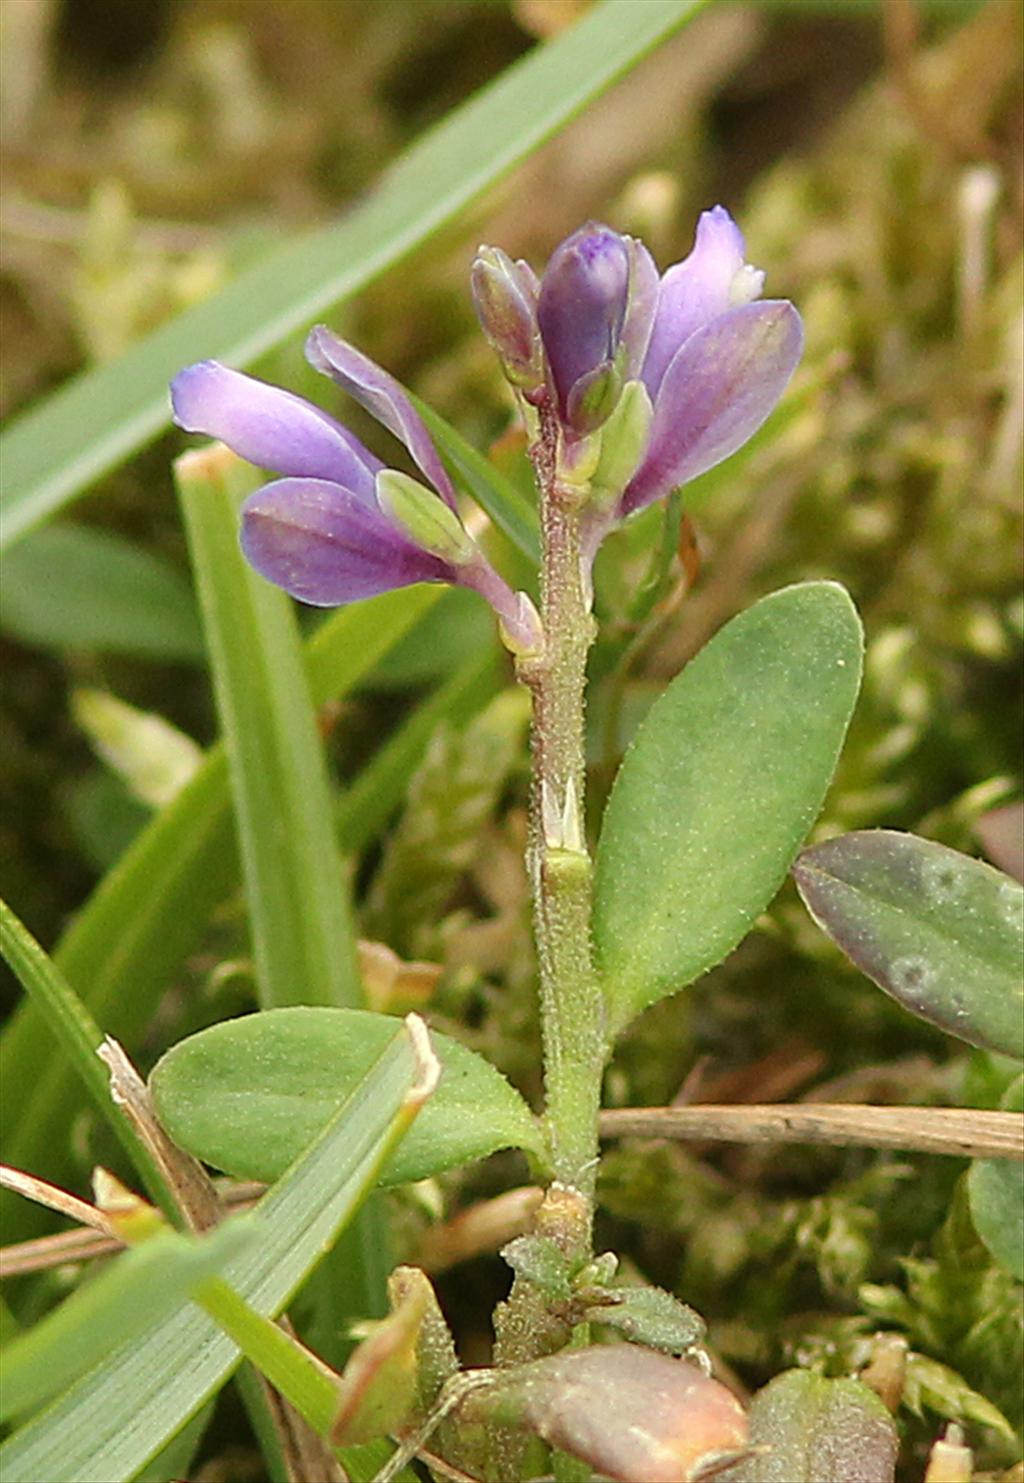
[517, 403, 606, 1238]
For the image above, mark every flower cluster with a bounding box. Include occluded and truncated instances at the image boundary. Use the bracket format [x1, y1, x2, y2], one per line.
[171, 207, 801, 634]
[473, 206, 803, 527]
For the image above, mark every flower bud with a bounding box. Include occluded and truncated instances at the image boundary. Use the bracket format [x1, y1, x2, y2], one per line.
[566, 358, 624, 436]
[537, 223, 631, 426]
[471, 246, 543, 391]
[376, 470, 475, 565]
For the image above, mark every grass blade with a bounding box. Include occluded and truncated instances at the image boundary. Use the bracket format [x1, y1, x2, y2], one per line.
[0, 0, 704, 551]
[0, 523, 204, 661]
[176, 445, 358, 1008]
[0, 1020, 431, 1483]
[0, 1221, 256, 1423]
[414, 398, 539, 563]
[338, 648, 504, 855]
[0, 901, 166, 1210]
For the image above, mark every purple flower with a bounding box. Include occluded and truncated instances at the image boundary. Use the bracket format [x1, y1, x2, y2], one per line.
[621, 205, 803, 515]
[170, 332, 541, 652]
[480, 209, 802, 523]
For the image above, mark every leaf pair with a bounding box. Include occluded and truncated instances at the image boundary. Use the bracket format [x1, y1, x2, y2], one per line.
[150, 582, 866, 1187]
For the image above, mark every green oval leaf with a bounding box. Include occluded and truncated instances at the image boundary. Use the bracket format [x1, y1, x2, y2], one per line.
[968, 1074, 1024, 1280]
[594, 581, 863, 1032]
[793, 831, 1024, 1058]
[727, 1370, 898, 1483]
[150, 1007, 541, 1185]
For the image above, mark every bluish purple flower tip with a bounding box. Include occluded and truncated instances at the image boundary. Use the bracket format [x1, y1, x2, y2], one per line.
[170, 341, 541, 651]
[619, 206, 802, 514]
[527, 206, 801, 526]
[537, 223, 632, 430]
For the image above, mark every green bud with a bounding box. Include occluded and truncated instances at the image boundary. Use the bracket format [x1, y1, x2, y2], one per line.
[565, 358, 623, 435]
[471, 246, 543, 392]
[376, 470, 475, 565]
[591, 378, 653, 505]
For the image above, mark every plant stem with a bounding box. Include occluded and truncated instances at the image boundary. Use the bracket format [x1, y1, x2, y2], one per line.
[517, 402, 606, 1243]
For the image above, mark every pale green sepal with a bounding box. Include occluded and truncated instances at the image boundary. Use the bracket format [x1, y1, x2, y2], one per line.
[556, 430, 602, 491]
[376, 471, 475, 565]
[591, 379, 652, 506]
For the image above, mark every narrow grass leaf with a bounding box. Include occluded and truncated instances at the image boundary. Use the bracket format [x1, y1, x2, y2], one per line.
[195, 1277, 341, 1436]
[0, 900, 169, 1208]
[337, 648, 503, 854]
[0, 1220, 257, 1422]
[414, 398, 538, 562]
[0, 1020, 425, 1483]
[176, 446, 358, 1008]
[0, 523, 204, 661]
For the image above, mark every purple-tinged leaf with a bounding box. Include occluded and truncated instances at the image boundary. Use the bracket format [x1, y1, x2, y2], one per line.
[171, 361, 380, 497]
[793, 830, 1024, 1059]
[975, 800, 1024, 882]
[623, 300, 803, 514]
[458, 1346, 748, 1483]
[240, 478, 449, 607]
[721, 1370, 898, 1483]
[305, 327, 456, 508]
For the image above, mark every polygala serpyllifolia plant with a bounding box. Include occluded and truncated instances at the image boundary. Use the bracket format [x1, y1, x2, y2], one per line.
[160, 210, 873, 1479]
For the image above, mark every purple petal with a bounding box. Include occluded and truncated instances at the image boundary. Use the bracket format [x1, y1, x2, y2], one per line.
[171, 361, 380, 498]
[537, 223, 631, 416]
[623, 301, 804, 515]
[619, 238, 660, 378]
[240, 478, 450, 607]
[642, 206, 749, 400]
[305, 327, 456, 509]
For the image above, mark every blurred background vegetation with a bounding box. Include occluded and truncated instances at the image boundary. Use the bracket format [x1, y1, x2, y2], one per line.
[1, 0, 1021, 1477]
